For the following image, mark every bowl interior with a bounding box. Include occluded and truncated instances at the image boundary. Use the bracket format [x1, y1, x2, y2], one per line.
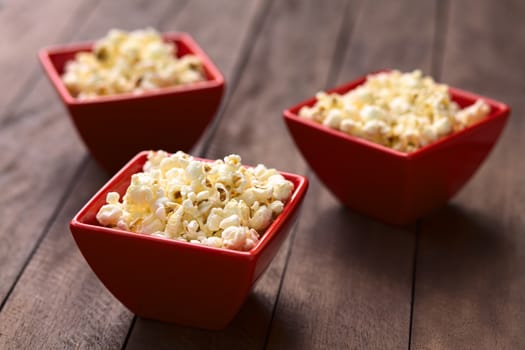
[283, 72, 509, 224]
[69, 152, 307, 328]
[73, 151, 308, 258]
[284, 73, 510, 158]
[40, 32, 225, 104]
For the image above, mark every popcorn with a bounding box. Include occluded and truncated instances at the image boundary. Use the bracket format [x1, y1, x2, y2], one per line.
[97, 193, 123, 227]
[96, 151, 295, 251]
[221, 226, 259, 251]
[299, 70, 491, 152]
[62, 28, 206, 99]
[455, 99, 491, 127]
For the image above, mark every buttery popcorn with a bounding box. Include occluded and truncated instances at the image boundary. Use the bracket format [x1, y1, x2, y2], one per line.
[96, 151, 294, 251]
[62, 28, 206, 99]
[299, 70, 491, 152]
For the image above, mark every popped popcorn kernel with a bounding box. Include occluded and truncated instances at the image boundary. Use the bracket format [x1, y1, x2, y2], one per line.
[299, 70, 491, 152]
[96, 193, 123, 227]
[96, 151, 295, 251]
[62, 28, 206, 99]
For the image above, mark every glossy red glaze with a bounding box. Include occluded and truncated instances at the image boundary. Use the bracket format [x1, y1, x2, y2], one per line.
[283, 73, 510, 225]
[39, 33, 225, 174]
[69, 151, 308, 329]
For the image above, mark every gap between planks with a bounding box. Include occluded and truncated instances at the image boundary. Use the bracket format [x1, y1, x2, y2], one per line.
[0, 0, 193, 314]
[0, 0, 103, 127]
[408, 0, 450, 349]
[261, 0, 362, 345]
[0, 156, 89, 313]
[198, 0, 275, 158]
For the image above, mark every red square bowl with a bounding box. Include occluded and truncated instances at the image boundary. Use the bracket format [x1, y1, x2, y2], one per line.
[69, 151, 308, 329]
[39, 33, 225, 173]
[283, 73, 510, 225]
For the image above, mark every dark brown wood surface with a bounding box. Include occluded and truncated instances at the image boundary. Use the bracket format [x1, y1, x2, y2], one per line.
[126, 0, 352, 348]
[0, 0, 524, 349]
[267, 1, 437, 348]
[410, 1, 525, 349]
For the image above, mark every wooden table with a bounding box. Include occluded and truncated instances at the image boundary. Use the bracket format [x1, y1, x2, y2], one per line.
[1, 0, 524, 348]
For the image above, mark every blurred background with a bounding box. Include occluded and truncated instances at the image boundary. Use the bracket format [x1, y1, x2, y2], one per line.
[0, 0, 524, 349]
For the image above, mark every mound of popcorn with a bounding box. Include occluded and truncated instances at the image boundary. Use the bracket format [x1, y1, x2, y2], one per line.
[299, 70, 491, 152]
[96, 151, 294, 251]
[62, 28, 205, 99]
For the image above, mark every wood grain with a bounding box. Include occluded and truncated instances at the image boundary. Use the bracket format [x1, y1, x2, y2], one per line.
[163, 0, 271, 157]
[203, 0, 352, 172]
[125, 0, 353, 348]
[0, 0, 188, 306]
[0, 0, 271, 349]
[2, 0, 524, 348]
[410, 0, 525, 349]
[0, 0, 107, 303]
[1, 0, 186, 127]
[266, 0, 438, 349]
[0, 159, 133, 350]
[0, 0, 97, 119]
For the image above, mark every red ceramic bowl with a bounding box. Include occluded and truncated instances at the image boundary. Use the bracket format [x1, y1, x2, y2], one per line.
[39, 33, 225, 173]
[283, 73, 510, 225]
[69, 151, 308, 329]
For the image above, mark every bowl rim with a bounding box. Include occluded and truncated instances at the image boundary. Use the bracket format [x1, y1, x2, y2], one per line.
[283, 70, 511, 160]
[38, 32, 225, 106]
[70, 151, 309, 259]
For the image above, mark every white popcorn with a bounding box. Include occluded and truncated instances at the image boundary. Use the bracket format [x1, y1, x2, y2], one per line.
[249, 205, 273, 232]
[219, 214, 241, 229]
[268, 175, 294, 202]
[340, 119, 362, 136]
[455, 99, 491, 128]
[62, 28, 205, 98]
[323, 109, 343, 129]
[201, 236, 223, 248]
[433, 117, 453, 136]
[204, 209, 221, 232]
[166, 205, 184, 238]
[96, 151, 294, 251]
[269, 200, 284, 215]
[390, 97, 410, 114]
[299, 70, 491, 152]
[360, 105, 386, 122]
[139, 214, 164, 234]
[96, 193, 123, 227]
[363, 119, 391, 143]
[222, 226, 260, 251]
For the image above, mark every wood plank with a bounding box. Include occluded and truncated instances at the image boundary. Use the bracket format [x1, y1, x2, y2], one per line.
[0, 160, 133, 350]
[0, 0, 270, 349]
[0, 103, 85, 300]
[166, 0, 272, 156]
[124, 0, 354, 348]
[0, 0, 99, 120]
[266, 0, 438, 348]
[1, 0, 185, 127]
[267, 178, 416, 349]
[203, 0, 354, 172]
[0, 0, 189, 348]
[411, 0, 525, 348]
[0, 0, 187, 306]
